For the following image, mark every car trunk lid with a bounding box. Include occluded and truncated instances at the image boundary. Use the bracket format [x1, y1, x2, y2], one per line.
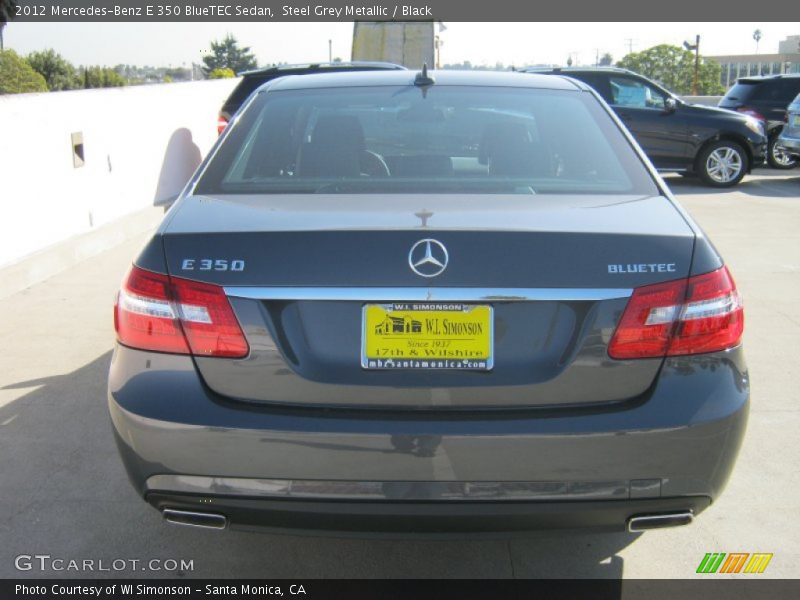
[160, 193, 695, 409]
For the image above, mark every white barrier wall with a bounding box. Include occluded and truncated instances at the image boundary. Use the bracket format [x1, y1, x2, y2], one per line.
[681, 96, 723, 106]
[0, 78, 239, 270]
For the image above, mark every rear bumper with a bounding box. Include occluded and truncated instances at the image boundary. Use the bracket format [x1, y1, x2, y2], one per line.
[146, 492, 710, 535]
[776, 132, 800, 154]
[108, 344, 748, 532]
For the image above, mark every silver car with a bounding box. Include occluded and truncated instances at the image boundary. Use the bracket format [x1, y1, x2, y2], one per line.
[108, 70, 748, 535]
[777, 93, 800, 159]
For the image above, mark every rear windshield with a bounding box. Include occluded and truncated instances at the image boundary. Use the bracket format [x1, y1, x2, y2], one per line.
[197, 85, 658, 196]
[725, 79, 800, 104]
[723, 81, 759, 103]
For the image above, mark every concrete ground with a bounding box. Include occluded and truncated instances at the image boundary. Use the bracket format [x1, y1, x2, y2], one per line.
[0, 169, 798, 579]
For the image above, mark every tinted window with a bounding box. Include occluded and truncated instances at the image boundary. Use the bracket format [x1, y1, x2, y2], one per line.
[223, 75, 270, 112]
[198, 86, 657, 196]
[566, 73, 611, 102]
[723, 81, 759, 103]
[752, 79, 800, 103]
[609, 76, 666, 109]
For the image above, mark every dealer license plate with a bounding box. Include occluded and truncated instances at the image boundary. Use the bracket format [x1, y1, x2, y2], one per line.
[362, 303, 493, 370]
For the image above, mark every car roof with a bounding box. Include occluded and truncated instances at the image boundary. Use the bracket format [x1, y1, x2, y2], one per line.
[238, 62, 405, 77]
[260, 69, 585, 93]
[524, 66, 637, 76]
[735, 74, 800, 83]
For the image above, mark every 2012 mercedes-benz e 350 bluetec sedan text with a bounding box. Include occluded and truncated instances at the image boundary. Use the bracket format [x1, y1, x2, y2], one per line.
[108, 70, 748, 534]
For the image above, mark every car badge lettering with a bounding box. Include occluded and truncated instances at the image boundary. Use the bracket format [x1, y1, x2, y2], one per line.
[608, 263, 677, 274]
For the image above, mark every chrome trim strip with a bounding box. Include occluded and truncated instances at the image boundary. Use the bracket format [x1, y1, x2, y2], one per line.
[147, 475, 629, 502]
[223, 287, 633, 302]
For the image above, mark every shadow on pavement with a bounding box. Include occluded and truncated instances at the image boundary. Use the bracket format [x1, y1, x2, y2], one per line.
[0, 351, 639, 582]
[664, 170, 800, 197]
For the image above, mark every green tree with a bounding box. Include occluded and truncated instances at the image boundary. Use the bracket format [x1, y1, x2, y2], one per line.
[617, 44, 724, 96]
[0, 0, 19, 51]
[599, 52, 613, 67]
[208, 67, 235, 79]
[27, 49, 80, 91]
[202, 34, 257, 75]
[0, 49, 48, 93]
[81, 66, 125, 88]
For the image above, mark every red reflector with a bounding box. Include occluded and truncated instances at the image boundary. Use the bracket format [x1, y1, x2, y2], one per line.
[217, 116, 228, 135]
[609, 266, 743, 360]
[114, 265, 248, 358]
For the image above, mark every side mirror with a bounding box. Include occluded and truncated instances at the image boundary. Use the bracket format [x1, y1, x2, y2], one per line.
[664, 97, 678, 113]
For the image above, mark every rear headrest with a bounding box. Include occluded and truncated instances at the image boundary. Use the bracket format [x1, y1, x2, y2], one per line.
[479, 122, 533, 165]
[479, 122, 537, 177]
[310, 115, 365, 151]
[297, 115, 366, 177]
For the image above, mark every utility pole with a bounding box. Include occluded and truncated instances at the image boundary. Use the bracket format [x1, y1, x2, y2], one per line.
[684, 35, 700, 95]
[624, 39, 635, 54]
[328, 39, 332, 62]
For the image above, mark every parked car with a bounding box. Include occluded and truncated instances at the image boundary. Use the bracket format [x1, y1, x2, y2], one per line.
[528, 67, 767, 187]
[718, 74, 800, 169]
[217, 62, 406, 134]
[109, 70, 748, 535]
[776, 92, 800, 160]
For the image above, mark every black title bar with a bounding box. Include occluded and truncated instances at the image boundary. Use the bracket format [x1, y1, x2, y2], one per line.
[5, 579, 800, 600]
[9, 0, 789, 22]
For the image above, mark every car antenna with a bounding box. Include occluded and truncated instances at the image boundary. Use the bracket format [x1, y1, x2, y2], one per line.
[414, 63, 435, 95]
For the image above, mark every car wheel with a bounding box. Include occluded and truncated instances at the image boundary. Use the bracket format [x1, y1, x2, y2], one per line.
[697, 141, 748, 187]
[767, 135, 799, 169]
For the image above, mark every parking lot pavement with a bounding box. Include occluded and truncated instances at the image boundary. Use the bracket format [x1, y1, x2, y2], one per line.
[0, 169, 798, 580]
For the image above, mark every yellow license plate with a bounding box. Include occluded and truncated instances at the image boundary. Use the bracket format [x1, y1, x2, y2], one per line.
[362, 303, 493, 370]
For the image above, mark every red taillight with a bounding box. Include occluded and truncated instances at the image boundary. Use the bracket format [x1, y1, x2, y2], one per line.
[170, 276, 250, 357]
[667, 267, 744, 356]
[114, 267, 190, 354]
[736, 106, 766, 122]
[609, 266, 743, 360]
[114, 266, 248, 358]
[217, 115, 228, 135]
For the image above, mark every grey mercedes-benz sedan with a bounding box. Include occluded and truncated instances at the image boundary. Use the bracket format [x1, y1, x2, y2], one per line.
[108, 70, 748, 534]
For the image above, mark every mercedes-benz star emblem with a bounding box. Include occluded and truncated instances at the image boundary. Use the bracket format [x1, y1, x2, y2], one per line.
[409, 239, 449, 278]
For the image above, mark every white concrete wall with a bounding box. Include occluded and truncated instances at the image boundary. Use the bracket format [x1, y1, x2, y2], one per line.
[681, 95, 723, 106]
[0, 79, 239, 270]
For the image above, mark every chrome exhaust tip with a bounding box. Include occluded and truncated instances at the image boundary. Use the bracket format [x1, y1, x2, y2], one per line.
[162, 508, 227, 530]
[627, 511, 693, 532]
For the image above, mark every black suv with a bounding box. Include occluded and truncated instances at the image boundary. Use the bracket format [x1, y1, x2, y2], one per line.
[528, 67, 767, 187]
[217, 62, 406, 134]
[719, 74, 800, 169]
